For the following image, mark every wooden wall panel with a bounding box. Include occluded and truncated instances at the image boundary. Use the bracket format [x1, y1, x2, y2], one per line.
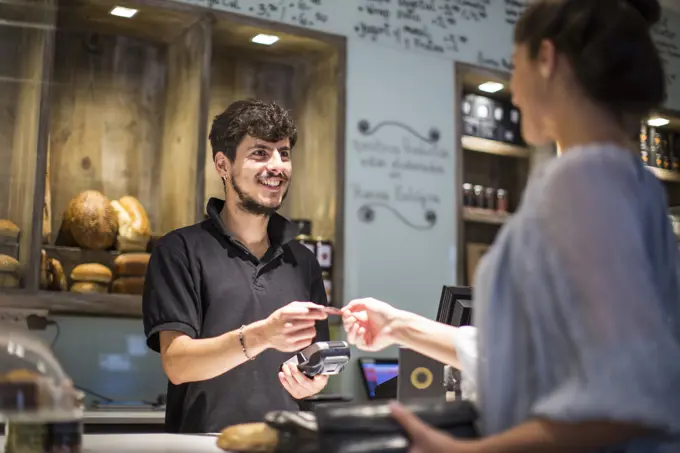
[49, 32, 167, 236]
[158, 19, 210, 233]
[204, 48, 296, 210]
[288, 52, 339, 240]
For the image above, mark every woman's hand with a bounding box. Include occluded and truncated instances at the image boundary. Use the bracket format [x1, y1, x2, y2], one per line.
[341, 297, 404, 351]
[390, 402, 477, 453]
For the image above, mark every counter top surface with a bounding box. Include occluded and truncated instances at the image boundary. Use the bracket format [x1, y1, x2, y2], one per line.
[83, 410, 166, 424]
[0, 434, 227, 453]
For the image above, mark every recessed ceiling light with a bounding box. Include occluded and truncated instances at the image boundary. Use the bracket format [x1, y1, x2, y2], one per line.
[252, 34, 279, 45]
[647, 117, 670, 127]
[478, 81, 504, 93]
[110, 6, 138, 18]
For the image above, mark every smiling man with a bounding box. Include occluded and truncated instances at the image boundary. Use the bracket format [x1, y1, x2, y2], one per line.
[142, 99, 331, 433]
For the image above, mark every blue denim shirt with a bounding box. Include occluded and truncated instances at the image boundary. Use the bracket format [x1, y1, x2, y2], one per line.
[473, 143, 680, 452]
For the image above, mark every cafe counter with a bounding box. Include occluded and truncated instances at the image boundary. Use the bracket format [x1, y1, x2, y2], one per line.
[0, 433, 226, 453]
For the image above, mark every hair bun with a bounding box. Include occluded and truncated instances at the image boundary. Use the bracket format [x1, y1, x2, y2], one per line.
[624, 0, 662, 25]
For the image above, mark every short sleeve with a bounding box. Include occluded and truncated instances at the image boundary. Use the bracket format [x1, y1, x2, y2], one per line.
[530, 155, 680, 433]
[142, 243, 201, 353]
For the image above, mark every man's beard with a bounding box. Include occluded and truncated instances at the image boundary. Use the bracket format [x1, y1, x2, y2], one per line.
[230, 174, 289, 217]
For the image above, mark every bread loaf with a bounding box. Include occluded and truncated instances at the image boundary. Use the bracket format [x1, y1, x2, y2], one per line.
[70, 263, 112, 284]
[114, 253, 150, 277]
[70, 281, 108, 294]
[63, 191, 118, 250]
[216, 423, 278, 452]
[119, 196, 151, 236]
[40, 250, 49, 289]
[111, 276, 145, 295]
[0, 255, 20, 274]
[48, 258, 67, 291]
[116, 235, 150, 253]
[0, 220, 19, 240]
[0, 273, 20, 289]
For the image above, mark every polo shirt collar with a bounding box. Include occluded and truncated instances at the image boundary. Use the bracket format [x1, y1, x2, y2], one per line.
[206, 197, 300, 247]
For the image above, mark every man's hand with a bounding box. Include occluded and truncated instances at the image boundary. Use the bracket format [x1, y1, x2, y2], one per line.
[390, 402, 477, 453]
[278, 362, 328, 399]
[264, 301, 328, 352]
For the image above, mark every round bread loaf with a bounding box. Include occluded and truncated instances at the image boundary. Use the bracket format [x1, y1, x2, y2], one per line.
[3, 369, 41, 382]
[0, 273, 20, 289]
[111, 276, 145, 295]
[70, 281, 108, 294]
[48, 258, 67, 291]
[0, 254, 20, 274]
[114, 253, 150, 277]
[0, 219, 19, 240]
[64, 191, 118, 250]
[217, 423, 278, 452]
[70, 263, 112, 284]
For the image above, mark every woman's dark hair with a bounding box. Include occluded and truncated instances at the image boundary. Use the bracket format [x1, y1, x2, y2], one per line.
[514, 0, 666, 119]
[209, 99, 297, 162]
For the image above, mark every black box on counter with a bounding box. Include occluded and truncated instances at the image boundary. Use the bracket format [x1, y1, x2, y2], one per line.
[461, 93, 523, 145]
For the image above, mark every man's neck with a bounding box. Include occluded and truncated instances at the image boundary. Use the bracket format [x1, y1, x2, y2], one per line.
[220, 198, 270, 257]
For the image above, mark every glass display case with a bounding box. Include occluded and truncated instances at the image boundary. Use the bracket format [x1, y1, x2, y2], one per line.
[1, 326, 83, 453]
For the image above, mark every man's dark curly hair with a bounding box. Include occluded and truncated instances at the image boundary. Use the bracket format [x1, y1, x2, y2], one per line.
[209, 99, 298, 162]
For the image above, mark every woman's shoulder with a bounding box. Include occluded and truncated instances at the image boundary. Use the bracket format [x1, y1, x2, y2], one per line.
[534, 143, 664, 215]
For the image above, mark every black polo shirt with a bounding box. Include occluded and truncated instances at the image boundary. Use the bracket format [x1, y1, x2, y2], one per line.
[142, 197, 330, 434]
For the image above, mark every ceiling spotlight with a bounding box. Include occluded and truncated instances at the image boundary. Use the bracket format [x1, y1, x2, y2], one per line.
[252, 34, 279, 45]
[647, 117, 670, 127]
[110, 6, 138, 18]
[478, 81, 504, 93]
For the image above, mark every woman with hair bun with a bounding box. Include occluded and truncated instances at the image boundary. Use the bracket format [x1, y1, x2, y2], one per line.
[342, 0, 680, 451]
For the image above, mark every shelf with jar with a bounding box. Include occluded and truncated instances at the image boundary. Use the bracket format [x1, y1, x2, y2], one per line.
[455, 64, 536, 286]
[639, 115, 680, 183]
[0, 0, 347, 318]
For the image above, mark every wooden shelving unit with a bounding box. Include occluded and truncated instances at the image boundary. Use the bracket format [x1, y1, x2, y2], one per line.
[455, 64, 541, 286]
[0, 0, 347, 318]
[462, 207, 510, 225]
[462, 135, 529, 159]
[0, 289, 141, 318]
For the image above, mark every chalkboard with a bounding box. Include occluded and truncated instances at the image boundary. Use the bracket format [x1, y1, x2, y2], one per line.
[653, 11, 680, 108]
[344, 39, 457, 317]
[179, 0, 680, 111]
[203, 0, 346, 33]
